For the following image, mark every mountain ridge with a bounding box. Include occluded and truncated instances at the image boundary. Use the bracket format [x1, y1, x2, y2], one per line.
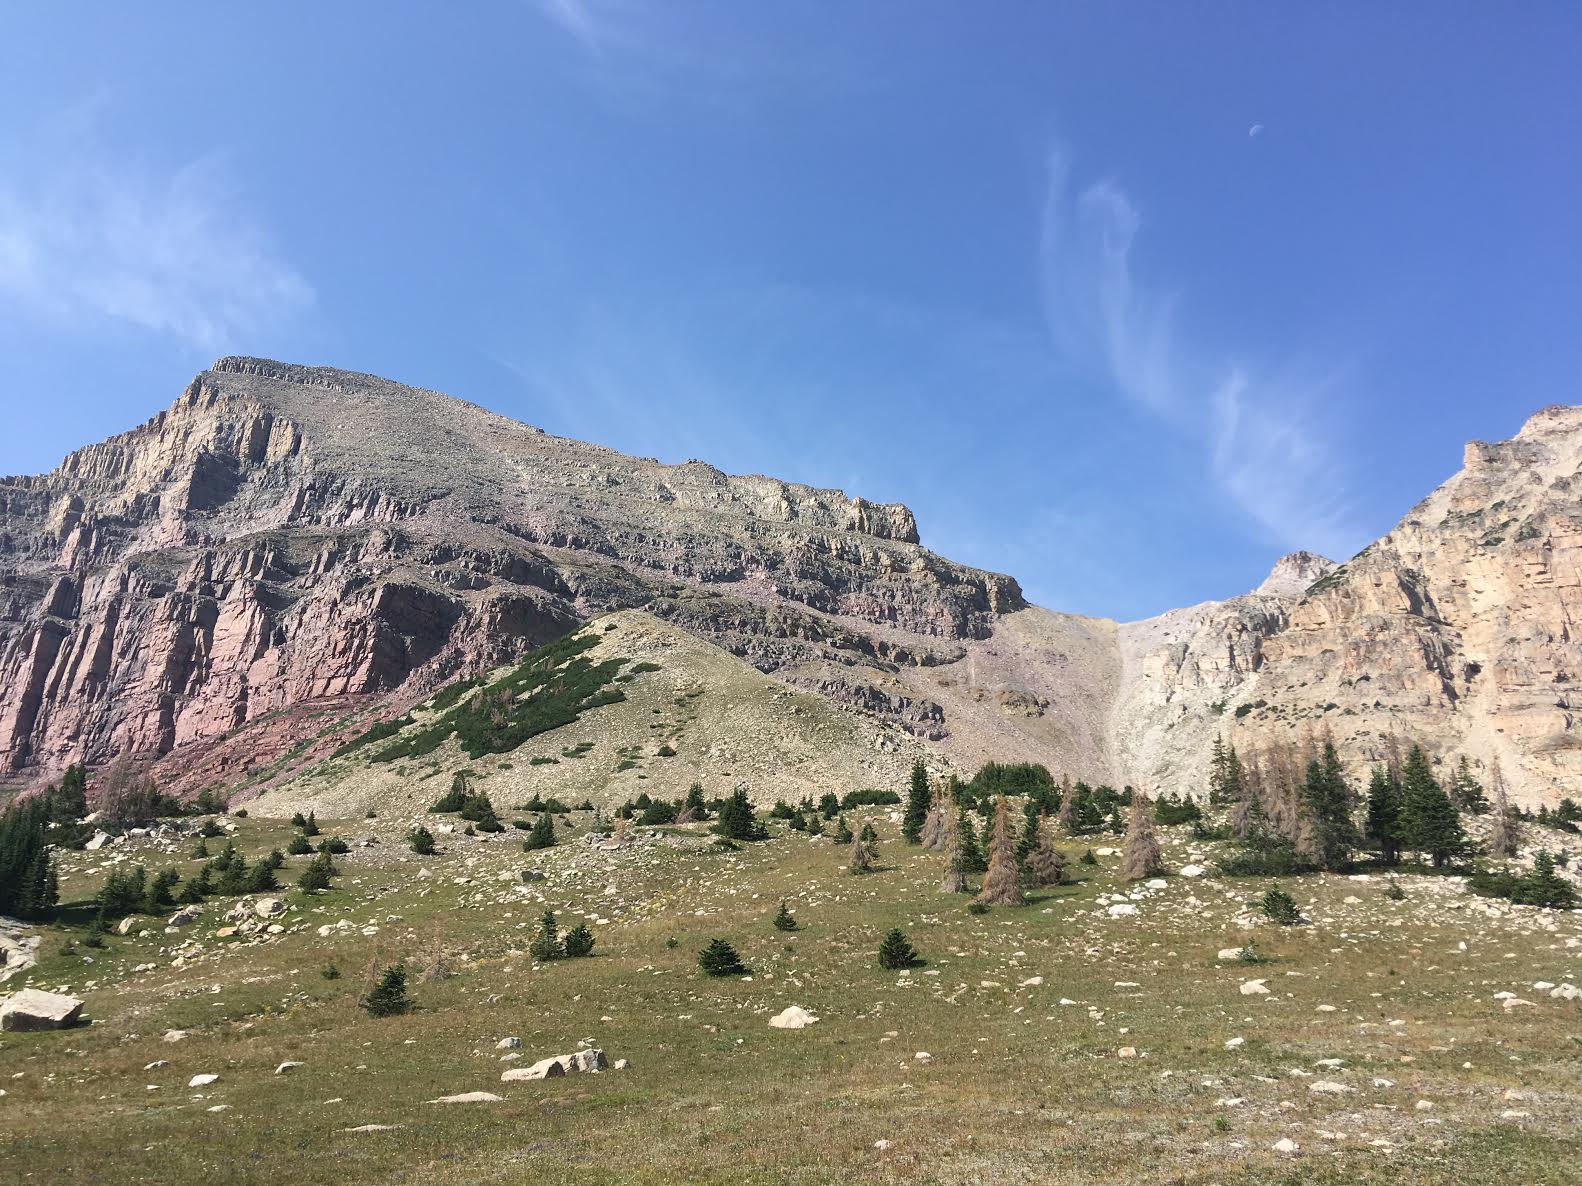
[2, 357, 1576, 808]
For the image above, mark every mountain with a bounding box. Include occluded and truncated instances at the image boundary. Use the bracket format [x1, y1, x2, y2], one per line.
[1, 357, 1576, 808]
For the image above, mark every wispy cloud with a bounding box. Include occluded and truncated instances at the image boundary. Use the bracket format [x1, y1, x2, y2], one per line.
[1039, 147, 1362, 561]
[0, 148, 311, 351]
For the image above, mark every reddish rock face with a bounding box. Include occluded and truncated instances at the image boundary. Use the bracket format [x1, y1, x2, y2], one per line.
[0, 358, 1019, 782]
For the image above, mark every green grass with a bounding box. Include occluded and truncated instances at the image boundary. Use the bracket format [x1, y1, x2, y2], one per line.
[2, 811, 1579, 1185]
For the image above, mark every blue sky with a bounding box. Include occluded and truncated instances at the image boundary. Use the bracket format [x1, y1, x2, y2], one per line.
[2, 4, 1577, 619]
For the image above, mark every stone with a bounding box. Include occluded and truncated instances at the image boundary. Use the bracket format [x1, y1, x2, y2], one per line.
[84, 831, 112, 851]
[1117, 1046, 1137, 1058]
[1273, 1138, 1299, 1154]
[429, 1092, 503, 1104]
[1239, 979, 1270, 996]
[913, 1052, 932, 1064]
[1180, 864, 1206, 877]
[275, 1061, 304, 1074]
[1107, 903, 1138, 917]
[162, 1029, 189, 1043]
[768, 1005, 819, 1030]
[115, 916, 140, 936]
[0, 988, 84, 1031]
[168, 907, 201, 927]
[188, 1073, 219, 1087]
[1144, 878, 1168, 889]
[1217, 948, 1245, 961]
[1309, 1081, 1354, 1095]
[254, 898, 286, 918]
[495, 1036, 523, 1050]
[1224, 1037, 1244, 1050]
[500, 1048, 607, 1081]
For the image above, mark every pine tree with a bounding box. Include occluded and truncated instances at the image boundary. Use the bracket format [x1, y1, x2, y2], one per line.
[48, 763, 89, 824]
[431, 772, 469, 813]
[563, 922, 596, 957]
[1365, 765, 1405, 865]
[919, 780, 948, 850]
[715, 788, 765, 841]
[362, 963, 412, 1016]
[877, 928, 921, 970]
[247, 862, 280, 893]
[772, 900, 799, 931]
[1514, 851, 1577, 909]
[698, 937, 747, 977]
[1298, 742, 1358, 871]
[297, 852, 334, 892]
[1120, 790, 1165, 881]
[902, 759, 930, 844]
[522, 813, 557, 851]
[939, 809, 968, 893]
[1400, 745, 1468, 867]
[1015, 797, 1041, 863]
[408, 825, 436, 855]
[529, 910, 564, 961]
[1261, 886, 1301, 925]
[287, 831, 313, 856]
[957, 809, 987, 874]
[1450, 755, 1490, 814]
[833, 814, 853, 844]
[0, 796, 58, 920]
[1208, 735, 1245, 805]
[1025, 814, 1067, 887]
[303, 811, 320, 837]
[975, 795, 1025, 906]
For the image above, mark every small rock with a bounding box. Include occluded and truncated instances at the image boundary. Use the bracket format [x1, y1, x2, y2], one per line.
[1240, 979, 1269, 996]
[275, 1061, 304, 1075]
[495, 1037, 523, 1050]
[768, 1005, 819, 1030]
[429, 1092, 503, 1104]
[188, 1074, 219, 1088]
[1273, 1137, 1299, 1154]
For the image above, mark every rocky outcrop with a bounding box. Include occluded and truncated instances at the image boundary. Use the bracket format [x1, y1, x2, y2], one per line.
[0, 987, 83, 1031]
[0, 357, 1019, 782]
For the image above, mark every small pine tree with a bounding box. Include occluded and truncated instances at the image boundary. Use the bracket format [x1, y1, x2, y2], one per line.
[1384, 878, 1406, 901]
[1400, 745, 1468, 867]
[833, 814, 854, 845]
[715, 787, 766, 841]
[1025, 814, 1067, 887]
[302, 811, 320, 837]
[1015, 797, 1041, 863]
[1365, 765, 1404, 865]
[772, 901, 799, 931]
[698, 938, 747, 977]
[877, 928, 922, 970]
[1261, 886, 1301, 925]
[1514, 851, 1577, 909]
[246, 862, 280, 893]
[408, 825, 437, 855]
[958, 809, 987, 874]
[522, 813, 556, 851]
[297, 853, 334, 893]
[362, 963, 412, 1016]
[902, 759, 931, 844]
[563, 923, 596, 957]
[529, 910, 563, 961]
[1120, 790, 1165, 881]
[287, 832, 313, 856]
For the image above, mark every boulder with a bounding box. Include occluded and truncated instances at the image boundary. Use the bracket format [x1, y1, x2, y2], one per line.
[1180, 864, 1207, 877]
[500, 1048, 607, 1081]
[768, 1005, 819, 1030]
[84, 831, 112, 851]
[188, 1073, 219, 1087]
[168, 906, 201, 927]
[429, 1091, 503, 1104]
[254, 898, 286, 919]
[0, 988, 84, 1031]
[1239, 979, 1270, 996]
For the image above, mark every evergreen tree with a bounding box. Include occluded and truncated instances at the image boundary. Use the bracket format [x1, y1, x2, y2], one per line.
[939, 809, 968, 893]
[1365, 765, 1404, 865]
[530, 910, 564, 961]
[1015, 797, 1041, 863]
[1514, 851, 1577, 909]
[1025, 814, 1067, 887]
[1119, 790, 1165, 881]
[247, 862, 280, 893]
[772, 901, 799, 931]
[302, 811, 320, 837]
[714, 788, 766, 841]
[522, 813, 557, 851]
[287, 831, 314, 856]
[1298, 742, 1358, 871]
[975, 795, 1025, 906]
[98, 864, 148, 919]
[408, 825, 437, 855]
[1208, 735, 1245, 805]
[0, 796, 58, 920]
[1450, 756, 1490, 814]
[1400, 745, 1468, 867]
[297, 852, 334, 892]
[47, 763, 89, 824]
[144, 867, 181, 913]
[698, 937, 747, 977]
[1262, 886, 1301, 925]
[431, 772, 469, 813]
[817, 791, 840, 820]
[877, 928, 922, 970]
[362, 963, 412, 1016]
[902, 759, 931, 844]
[1055, 773, 1078, 833]
[563, 922, 596, 957]
[958, 809, 987, 874]
[832, 815, 854, 845]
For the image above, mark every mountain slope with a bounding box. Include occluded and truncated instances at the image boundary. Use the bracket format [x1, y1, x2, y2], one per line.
[2, 357, 1578, 808]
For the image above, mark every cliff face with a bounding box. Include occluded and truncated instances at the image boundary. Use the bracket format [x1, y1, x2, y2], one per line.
[2, 358, 1576, 808]
[1233, 407, 1582, 804]
[0, 358, 1020, 777]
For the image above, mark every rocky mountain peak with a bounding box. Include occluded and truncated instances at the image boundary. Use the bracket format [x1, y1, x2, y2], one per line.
[1254, 550, 1337, 599]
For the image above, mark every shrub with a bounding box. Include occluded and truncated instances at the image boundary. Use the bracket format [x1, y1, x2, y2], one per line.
[522, 814, 557, 851]
[321, 963, 341, 980]
[246, 863, 280, 893]
[1384, 879, 1406, 901]
[408, 825, 436, 855]
[841, 788, 900, 808]
[287, 833, 313, 856]
[698, 938, 747, 977]
[772, 901, 799, 932]
[297, 855, 333, 893]
[563, 923, 595, 958]
[199, 819, 224, 839]
[877, 928, 922, 970]
[1261, 886, 1301, 925]
[320, 836, 351, 855]
[362, 963, 412, 1017]
[966, 901, 989, 915]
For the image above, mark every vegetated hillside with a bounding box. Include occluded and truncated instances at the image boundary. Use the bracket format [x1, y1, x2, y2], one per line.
[3, 356, 1580, 808]
[250, 610, 927, 819]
